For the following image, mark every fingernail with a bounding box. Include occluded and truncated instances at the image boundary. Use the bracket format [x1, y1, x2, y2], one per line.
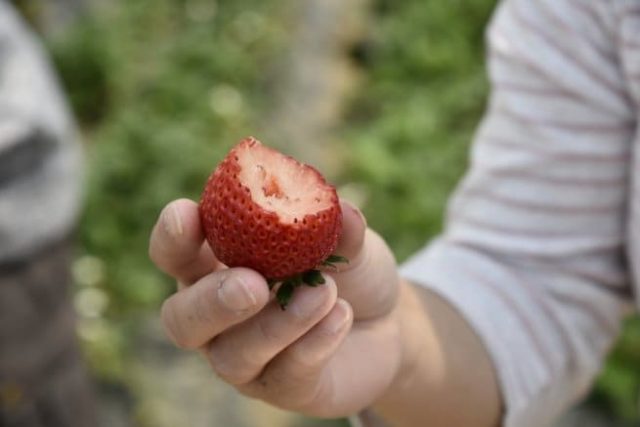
[218, 275, 257, 311]
[327, 299, 351, 334]
[345, 202, 367, 228]
[162, 205, 183, 237]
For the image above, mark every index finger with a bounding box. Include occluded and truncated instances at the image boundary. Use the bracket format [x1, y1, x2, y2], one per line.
[149, 199, 221, 285]
[162, 267, 270, 349]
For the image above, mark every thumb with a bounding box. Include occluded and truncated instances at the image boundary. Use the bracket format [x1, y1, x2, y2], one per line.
[327, 200, 400, 320]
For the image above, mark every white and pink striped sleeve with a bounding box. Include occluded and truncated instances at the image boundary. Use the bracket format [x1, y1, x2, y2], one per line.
[401, 0, 636, 426]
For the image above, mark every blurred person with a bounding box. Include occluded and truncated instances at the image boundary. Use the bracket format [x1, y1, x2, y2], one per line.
[0, 1, 95, 426]
[149, 0, 640, 426]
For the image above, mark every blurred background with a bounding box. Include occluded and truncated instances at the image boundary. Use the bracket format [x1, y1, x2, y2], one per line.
[8, 0, 640, 425]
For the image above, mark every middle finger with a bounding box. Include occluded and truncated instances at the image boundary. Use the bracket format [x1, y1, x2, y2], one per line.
[206, 277, 337, 386]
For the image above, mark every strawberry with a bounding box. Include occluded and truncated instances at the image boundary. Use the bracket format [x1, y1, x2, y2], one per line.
[199, 137, 346, 307]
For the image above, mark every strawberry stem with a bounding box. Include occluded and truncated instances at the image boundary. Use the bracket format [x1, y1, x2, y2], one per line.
[276, 280, 296, 309]
[271, 254, 348, 310]
[324, 255, 349, 265]
[302, 270, 325, 287]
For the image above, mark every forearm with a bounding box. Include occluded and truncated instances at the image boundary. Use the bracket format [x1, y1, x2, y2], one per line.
[372, 280, 502, 427]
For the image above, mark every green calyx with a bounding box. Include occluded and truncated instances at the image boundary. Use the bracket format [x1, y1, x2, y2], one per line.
[321, 254, 349, 268]
[269, 254, 349, 310]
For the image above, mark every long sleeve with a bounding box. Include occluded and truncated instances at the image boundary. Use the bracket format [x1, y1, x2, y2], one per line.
[401, 0, 636, 426]
[0, 1, 82, 262]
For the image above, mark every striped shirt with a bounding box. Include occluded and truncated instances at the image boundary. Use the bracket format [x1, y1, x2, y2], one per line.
[397, 0, 640, 426]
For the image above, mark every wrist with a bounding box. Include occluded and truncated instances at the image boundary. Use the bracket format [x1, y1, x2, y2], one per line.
[371, 279, 427, 417]
[368, 281, 502, 427]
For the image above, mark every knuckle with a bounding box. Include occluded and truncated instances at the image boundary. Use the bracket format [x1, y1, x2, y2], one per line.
[160, 299, 182, 345]
[261, 369, 323, 412]
[193, 284, 217, 324]
[295, 389, 323, 414]
[256, 317, 283, 342]
[294, 379, 334, 416]
[287, 345, 321, 374]
[208, 346, 257, 386]
[161, 298, 194, 349]
[148, 232, 176, 275]
[236, 382, 263, 400]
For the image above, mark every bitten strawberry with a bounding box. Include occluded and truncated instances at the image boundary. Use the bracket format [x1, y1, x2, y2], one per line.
[199, 137, 345, 307]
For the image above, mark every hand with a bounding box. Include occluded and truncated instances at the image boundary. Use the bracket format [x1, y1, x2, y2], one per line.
[149, 198, 407, 417]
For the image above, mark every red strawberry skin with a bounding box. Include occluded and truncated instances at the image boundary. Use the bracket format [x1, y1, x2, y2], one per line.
[199, 137, 342, 280]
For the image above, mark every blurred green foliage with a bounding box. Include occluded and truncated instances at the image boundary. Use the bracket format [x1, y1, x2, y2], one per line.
[52, 0, 289, 313]
[592, 317, 640, 421]
[43, 0, 640, 423]
[343, 0, 494, 260]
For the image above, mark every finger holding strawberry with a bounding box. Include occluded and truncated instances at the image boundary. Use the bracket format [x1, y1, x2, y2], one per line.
[149, 137, 402, 411]
[149, 138, 500, 426]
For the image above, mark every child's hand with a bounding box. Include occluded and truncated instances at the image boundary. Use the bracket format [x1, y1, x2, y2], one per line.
[149, 198, 404, 417]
